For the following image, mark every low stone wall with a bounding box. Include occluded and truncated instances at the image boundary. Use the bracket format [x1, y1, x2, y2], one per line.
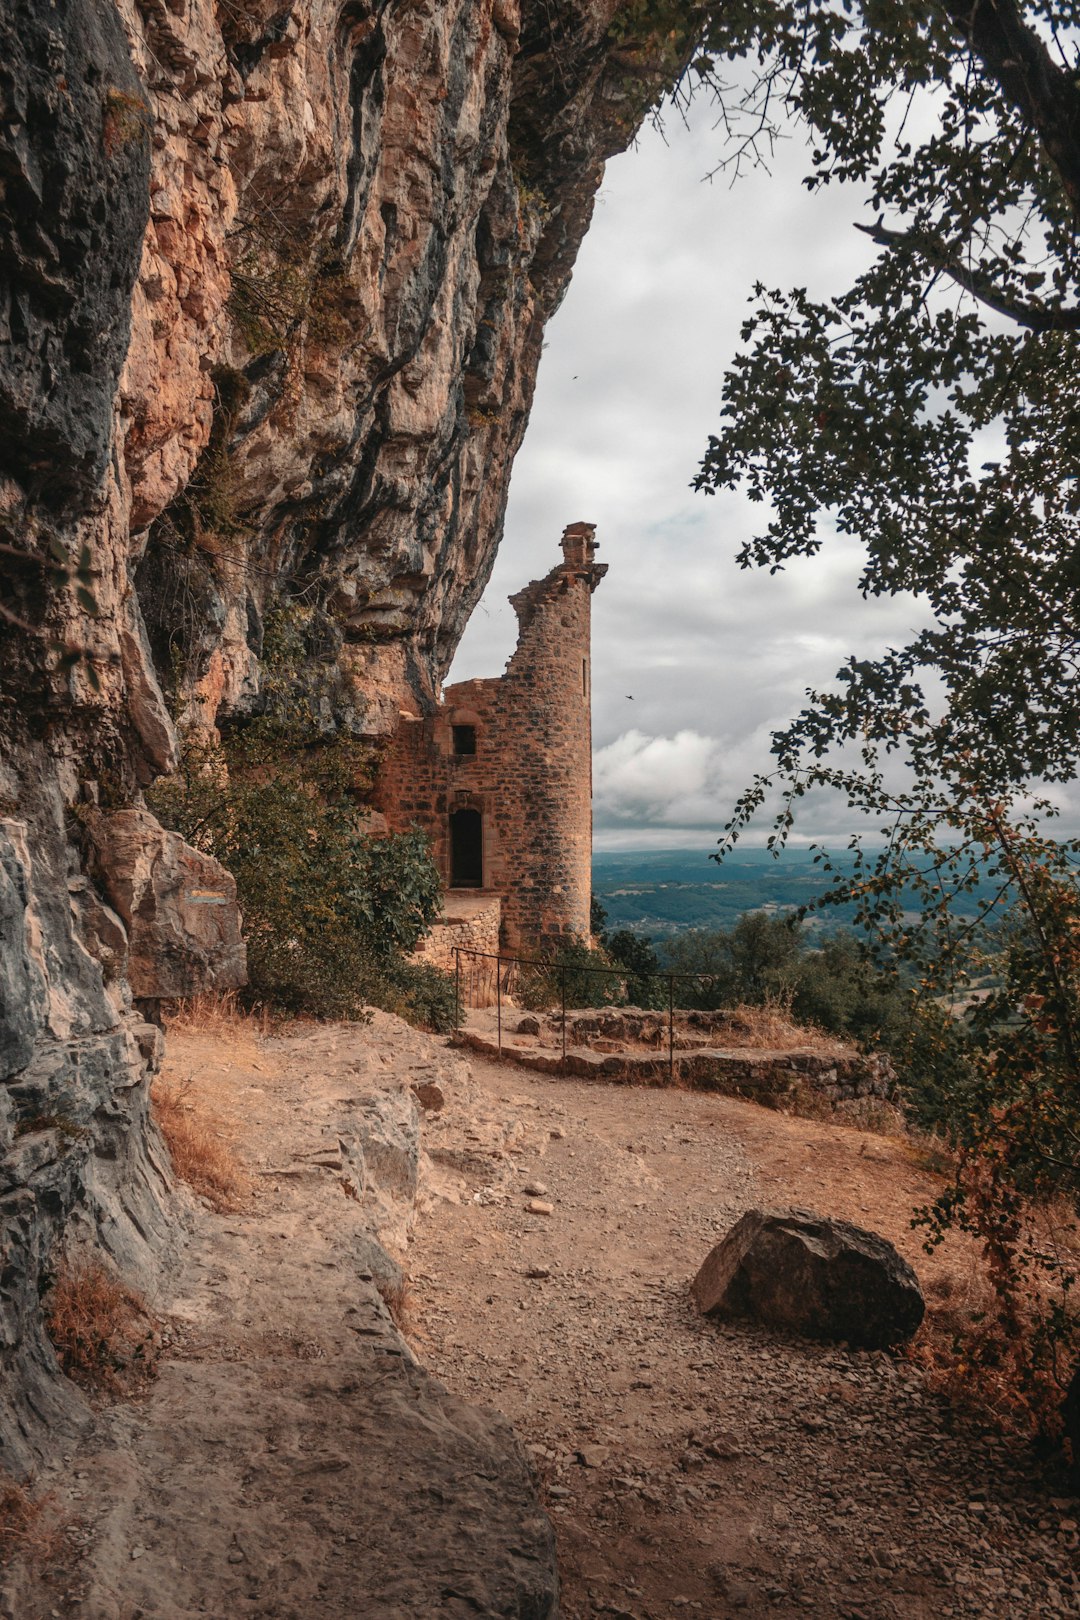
[455, 1005, 896, 1111]
[414, 893, 501, 993]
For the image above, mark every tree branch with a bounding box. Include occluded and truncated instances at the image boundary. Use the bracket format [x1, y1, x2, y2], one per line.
[854, 217, 1080, 329]
[935, 0, 1080, 221]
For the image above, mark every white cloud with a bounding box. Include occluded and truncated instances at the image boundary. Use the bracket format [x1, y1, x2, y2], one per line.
[593, 728, 718, 824]
[591, 722, 901, 854]
[447, 96, 1080, 846]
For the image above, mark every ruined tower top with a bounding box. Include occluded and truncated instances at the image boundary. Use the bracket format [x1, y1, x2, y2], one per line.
[559, 521, 607, 595]
[560, 520, 598, 568]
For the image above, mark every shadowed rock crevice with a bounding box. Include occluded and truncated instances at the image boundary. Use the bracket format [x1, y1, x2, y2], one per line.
[0, 0, 150, 505]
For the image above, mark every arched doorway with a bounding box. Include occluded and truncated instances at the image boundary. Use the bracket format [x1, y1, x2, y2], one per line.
[450, 807, 483, 888]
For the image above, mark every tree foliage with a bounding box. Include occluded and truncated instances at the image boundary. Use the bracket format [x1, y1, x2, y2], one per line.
[686, 1, 1080, 788]
[591, 897, 666, 1007]
[819, 794, 1080, 1431]
[148, 725, 450, 1025]
[661, 912, 911, 1044]
[671, 1, 1080, 1428]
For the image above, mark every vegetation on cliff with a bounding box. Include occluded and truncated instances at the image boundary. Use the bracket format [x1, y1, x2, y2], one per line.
[148, 725, 451, 1025]
[147, 599, 453, 1026]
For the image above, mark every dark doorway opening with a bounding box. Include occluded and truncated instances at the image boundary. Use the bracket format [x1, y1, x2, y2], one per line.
[450, 808, 483, 888]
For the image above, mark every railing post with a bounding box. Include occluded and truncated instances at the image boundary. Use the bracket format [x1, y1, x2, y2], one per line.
[454, 947, 461, 1029]
[560, 964, 567, 1076]
[668, 974, 675, 1086]
[496, 953, 502, 1058]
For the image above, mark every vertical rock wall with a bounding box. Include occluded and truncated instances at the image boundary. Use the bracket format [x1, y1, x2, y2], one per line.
[0, 0, 689, 1472]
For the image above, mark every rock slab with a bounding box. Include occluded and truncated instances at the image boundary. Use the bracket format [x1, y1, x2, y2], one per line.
[692, 1207, 925, 1350]
[89, 810, 246, 999]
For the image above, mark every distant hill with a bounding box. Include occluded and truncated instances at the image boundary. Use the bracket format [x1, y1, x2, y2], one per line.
[592, 846, 993, 939]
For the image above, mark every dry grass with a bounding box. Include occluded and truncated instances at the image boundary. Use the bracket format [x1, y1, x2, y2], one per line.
[917, 1252, 1000, 1352]
[908, 1310, 1064, 1438]
[152, 1075, 252, 1212]
[45, 1260, 160, 1396]
[0, 1476, 59, 1569]
[904, 1129, 955, 1178]
[807, 1092, 908, 1135]
[376, 1275, 413, 1336]
[721, 1000, 853, 1056]
[0, 1478, 42, 1566]
[910, 1223, 1080, 1441]
[164, 989, 274, 1037]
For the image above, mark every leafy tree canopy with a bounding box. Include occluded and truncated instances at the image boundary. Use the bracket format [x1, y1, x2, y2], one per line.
[643, 0, 1080, 1429]
[148, 724, 453, 1027]
[661, 913, 911, 1043]
[658, 0, 1080, 790]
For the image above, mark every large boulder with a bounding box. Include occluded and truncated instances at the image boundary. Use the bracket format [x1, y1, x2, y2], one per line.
[692, 1208, 925, 1350]
[89, 810, 246, 999]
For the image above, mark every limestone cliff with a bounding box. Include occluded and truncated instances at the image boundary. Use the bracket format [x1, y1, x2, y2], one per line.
[0, 0, 681, 1477]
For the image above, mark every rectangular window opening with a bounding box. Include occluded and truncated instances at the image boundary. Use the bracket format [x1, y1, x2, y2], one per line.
[452, 724, 477, 756]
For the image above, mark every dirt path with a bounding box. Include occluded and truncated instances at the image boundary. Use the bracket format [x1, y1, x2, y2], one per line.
[1, 1018, 558, 1620]
[409, 1052, 1080, 1620]
[5, 1018, 1078, 1620]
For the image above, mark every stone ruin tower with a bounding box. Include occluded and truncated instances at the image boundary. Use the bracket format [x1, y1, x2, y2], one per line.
[375, 522, 607, 954]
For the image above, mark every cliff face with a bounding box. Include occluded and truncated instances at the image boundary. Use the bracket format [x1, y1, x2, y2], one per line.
[0, 0, 673, 1472]
[127, 0, 652, 736]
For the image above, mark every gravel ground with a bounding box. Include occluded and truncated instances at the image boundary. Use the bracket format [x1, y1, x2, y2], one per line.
[5, 1019, 1076, 1620]
[409, 1052, 1080, 1620]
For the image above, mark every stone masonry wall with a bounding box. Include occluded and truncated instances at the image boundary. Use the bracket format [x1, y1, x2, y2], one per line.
[376, 522, 606, 951]
[457, 1008, 898, 1110]
[413, 894, 502, 977]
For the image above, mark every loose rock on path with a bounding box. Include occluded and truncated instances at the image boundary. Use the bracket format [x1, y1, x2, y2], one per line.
[410, 1050, 1080, 1620]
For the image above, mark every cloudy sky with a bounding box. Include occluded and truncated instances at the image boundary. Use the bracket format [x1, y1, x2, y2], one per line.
[448, 99, 930, 853]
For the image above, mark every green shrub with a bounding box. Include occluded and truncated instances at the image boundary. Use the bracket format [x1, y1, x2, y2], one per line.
[514, 935, 622, 1011]
[383, 960, 458, 1034]
[148, 724, 442, 1021]
[789, 931, 912, 1049]
[591, 897, 666, 1007]
[227, 215, 359, 358]
[660, 915, 913, 1047]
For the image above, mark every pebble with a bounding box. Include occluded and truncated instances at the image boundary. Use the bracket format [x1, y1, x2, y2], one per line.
[522, 1180, 548, 1197]
[526, 1199, 554, 1215]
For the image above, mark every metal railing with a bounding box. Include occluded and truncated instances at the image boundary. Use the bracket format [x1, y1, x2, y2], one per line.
[451, 945, 728, 1082]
